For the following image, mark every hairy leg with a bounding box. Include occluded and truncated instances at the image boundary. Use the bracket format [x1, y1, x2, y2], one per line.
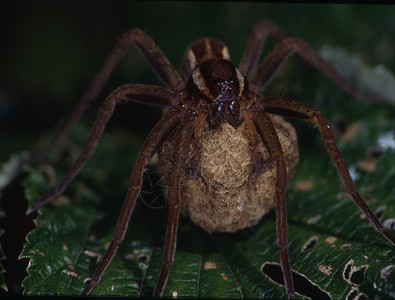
[262, 95, 395, 246]
[34, 84, 176, 210]
[154, 119, 197, 296]
[28, 29, 182, 164]
[250, 38, 380, 102]
[252, 111, 295, 299]
[81, 107, 181, 295]
[238, 20, 287, 79]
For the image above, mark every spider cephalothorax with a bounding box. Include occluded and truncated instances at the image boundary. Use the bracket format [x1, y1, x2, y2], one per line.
[191, 58, 245, 128]
[31, 21, 395, 298]
[185, 39, 247, 129]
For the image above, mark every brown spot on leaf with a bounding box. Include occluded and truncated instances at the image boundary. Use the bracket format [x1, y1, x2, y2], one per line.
[61, 269, 78, 277]
[342, 122, 363, 142]
[357, 159, 377, 173]
[293, 179, 316, 192]
[84, 249, 102, 264]
[318, 264, 333, 275]
[307, 214, 322, 225]
[51, 195, 70, 206]
[325, 236, 337, 244]
[203, 261, 217, 270]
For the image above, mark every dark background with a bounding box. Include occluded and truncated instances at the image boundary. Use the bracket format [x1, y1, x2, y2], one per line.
[1, 1, 395, 295]
[1, 2, 395, 156]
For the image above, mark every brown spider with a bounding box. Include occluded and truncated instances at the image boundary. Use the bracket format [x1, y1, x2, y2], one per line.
[31, 20, 395, 298]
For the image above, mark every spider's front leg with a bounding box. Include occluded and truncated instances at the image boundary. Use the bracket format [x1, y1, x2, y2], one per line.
[28, 28, 182, 164]
[31, 81, 182, 295]
[34, 84, 175, 209]
[81, 106, 182, 296]
[153, 120, 196, 296]
[250, 37, 380, 102]
[238, 19, 287, 79]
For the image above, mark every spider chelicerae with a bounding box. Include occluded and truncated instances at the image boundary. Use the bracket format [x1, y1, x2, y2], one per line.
[30, 20, 395, 298]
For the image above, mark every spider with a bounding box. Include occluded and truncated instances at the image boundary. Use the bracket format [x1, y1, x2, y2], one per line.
[31, 20, 395, 298]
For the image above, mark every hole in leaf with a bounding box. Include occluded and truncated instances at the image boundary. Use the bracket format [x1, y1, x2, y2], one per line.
[301, 235, 319, 252]
[344, 261, 352, 279]
[380, 264, 395, 280]
[374, 205, 387, 221]
[350, 268, 366, 285]
[346, 287, 358, 300]
[261, 262, 330, 299]
[84, 277, 92, 284]
[356, 294, 367, 300]
[383, 218, 395, 230]
[137, 253, 150, 263]
[343, 259, 369, 286]
[368, 146, 385, 160]
[346, 287, 368, 300]
[341, 243, 352, 250]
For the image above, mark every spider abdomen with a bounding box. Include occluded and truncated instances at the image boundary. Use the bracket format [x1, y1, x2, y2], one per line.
[159, 115, 299, 233]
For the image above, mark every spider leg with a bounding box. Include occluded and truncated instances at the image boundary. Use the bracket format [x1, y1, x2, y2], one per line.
[153, 175, 181, 297]
[33, 84, 176, 210]
[239, 20, 287, 80]
[110, 84, 176, 107]
[262, 95, 395, 246]
[81, 108, 182, 296]
[28, 28, 182, 164]
[252, 111, 295, 299]
[154, 119, 196, 296]
[250, 38, 378, 102]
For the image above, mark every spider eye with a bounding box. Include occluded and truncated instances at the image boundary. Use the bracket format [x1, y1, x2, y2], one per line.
[190, 59, 245, 102]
